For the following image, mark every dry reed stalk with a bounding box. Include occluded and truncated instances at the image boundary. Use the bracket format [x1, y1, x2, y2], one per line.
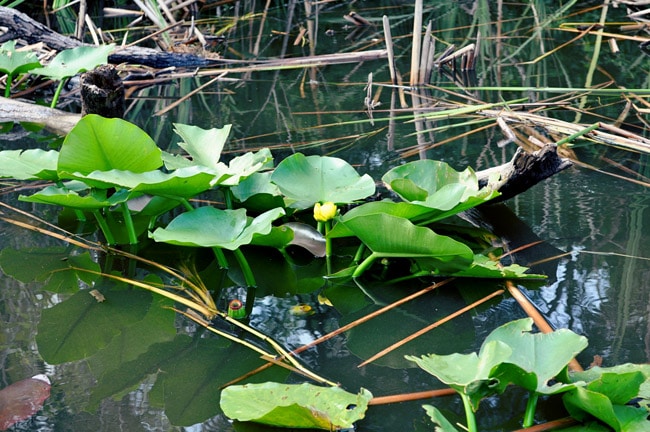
[368, 388, 456, 405]
[383, 15, 397, 85]
[410, 0, 423, 85]
[482, 110, 650, 154]
[357, 289, 505, 367]
[418, 21, 433, 83]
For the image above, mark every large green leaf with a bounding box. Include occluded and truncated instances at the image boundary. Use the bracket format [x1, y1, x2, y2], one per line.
[150, 206, 285, 250]
[71, 166, 220, 197]
[382, 160, 499, 215]
[270, 153, 376, 209]
[563, 373, 649, 432]
[0, 149, 59, 180]
[0, 40, 41, 76]
[57, 115, 162, 177]
[564, 365, 650, 431]
[338, 213, 474, 274]
[483, 318, 588, 394]
[36, 286, 152, 364]
[32, 44, 114, 80]
[220, 382, 372, 429]
[173, 123, 231, 169]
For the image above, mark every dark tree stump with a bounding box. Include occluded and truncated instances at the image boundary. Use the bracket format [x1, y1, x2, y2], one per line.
[80, 64, 124, 118]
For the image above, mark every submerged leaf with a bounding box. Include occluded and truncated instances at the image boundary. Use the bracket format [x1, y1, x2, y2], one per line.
[220, 382, 372, 429]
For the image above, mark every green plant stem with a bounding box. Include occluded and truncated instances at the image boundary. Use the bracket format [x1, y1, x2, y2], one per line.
[120, 202, 138, 245]
[4, 74, 12, 97]
[180, 198, 194, 211]
[324, 220, 332, 275]
[523, 392, 539, 428]
[233, 248, 256, 287]
[353, 243, 366, 264]
[353, 252, 379, 278]
[92, 210, 115, 245]
[50, 79, 66, 108]
[460, 393, 477, 432]
[556, 123, 599, 147]
[212, 247, 229, 269]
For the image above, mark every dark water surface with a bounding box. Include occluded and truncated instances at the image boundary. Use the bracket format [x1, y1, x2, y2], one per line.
[1, 1, 649, 431]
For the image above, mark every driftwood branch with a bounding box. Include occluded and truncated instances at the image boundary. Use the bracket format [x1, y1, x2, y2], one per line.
[0, 96, 80, 135]
[475, 144, 573, 203]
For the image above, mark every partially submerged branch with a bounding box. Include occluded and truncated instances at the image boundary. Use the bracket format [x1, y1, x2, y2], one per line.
[475, 144, 573, 203]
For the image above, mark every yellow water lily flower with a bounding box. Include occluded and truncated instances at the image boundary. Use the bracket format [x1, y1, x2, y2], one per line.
[313, 201, 337, 222]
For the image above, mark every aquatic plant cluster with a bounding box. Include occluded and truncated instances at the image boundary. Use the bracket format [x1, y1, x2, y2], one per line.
[0, 115, 648, 430]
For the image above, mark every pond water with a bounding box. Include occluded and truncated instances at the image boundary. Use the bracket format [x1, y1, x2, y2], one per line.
[1, 1, 649, 431]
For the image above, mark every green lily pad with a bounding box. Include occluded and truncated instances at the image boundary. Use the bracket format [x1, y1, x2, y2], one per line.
[270, 153, 375, 209]
[0, 149, 59, 181]
[150, 206, 285, 250]
[337, 213, 474, 277]
[33, 44, 114, 80]
[173, 123, 232, 169]
[58, 114, 162, 177]
[71, 166, 219, 197]
[20, 182, 131, 209]
[0, 40, 41, 76]
[382, 160, 499, 214]
[407, 318, 588, 410]
[220, 382, 372, 429]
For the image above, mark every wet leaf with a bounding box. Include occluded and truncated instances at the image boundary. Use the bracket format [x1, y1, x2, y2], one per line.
[220, 382, 372, 429]
[173, 123, 231, 169]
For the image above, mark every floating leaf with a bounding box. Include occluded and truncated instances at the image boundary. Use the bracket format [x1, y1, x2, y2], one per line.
[220, 382, 372, 429]
[57, 114, 162, 177]
[0, 149, 59, 180]
[33, 44, 114, 80]
[417, 254, 545, 279]
[271, 153, 375, 209]
[150, 207, 285, 250]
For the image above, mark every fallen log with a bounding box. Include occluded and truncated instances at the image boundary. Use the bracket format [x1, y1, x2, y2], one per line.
[0, 6, 219, 69]
[0, 96, 80, 135]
